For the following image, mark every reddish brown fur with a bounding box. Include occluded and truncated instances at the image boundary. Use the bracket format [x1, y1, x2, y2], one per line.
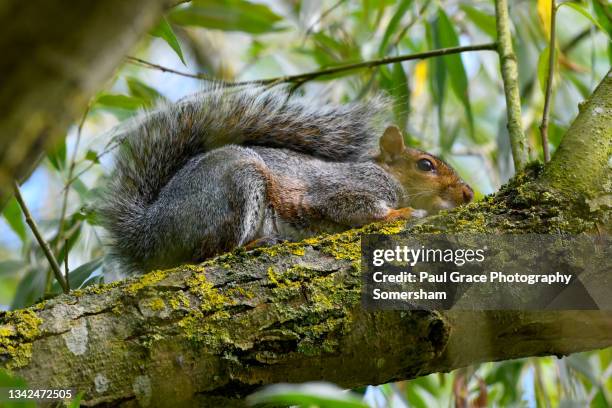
[376, 146, 473, 213]
[375, 126, 473, 214]
[261, 169, 315, 222]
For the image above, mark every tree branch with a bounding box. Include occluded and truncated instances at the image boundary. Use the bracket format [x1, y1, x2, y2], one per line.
[495, 0, 529, 170]
[1, 72, 610, 407]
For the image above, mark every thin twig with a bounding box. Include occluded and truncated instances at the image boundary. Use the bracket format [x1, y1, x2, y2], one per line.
[12, 182, 69, 293]
[55, 104, 90, 263]
[494, 0, 529, 170]
[126, 57, 226, 82]
[539, 1, 557, 163]
[64, 239, 70, 290]
[128, 43, 497, 87]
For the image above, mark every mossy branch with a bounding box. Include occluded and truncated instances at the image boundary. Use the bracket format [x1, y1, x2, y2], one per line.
[1, 73, 611, 406]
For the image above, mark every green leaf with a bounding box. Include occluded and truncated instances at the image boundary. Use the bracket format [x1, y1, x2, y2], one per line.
[247, 383, 369, 408]
[11, 266, 46, 309]
[71, 178, 91, 202]
[537, 45, 558, 96]
[0, 259, 25, 273]
[2, 197, 27, 243]
[378, 0, 414, 55]
[426, 20, 446, 137]
[436, 9, 474, 143]
[51, 257, 103, 292]
[592, 0, 612, 38]
[95, 94, 148, 111]
[67, 392, 84, 408]
[126, 77, 167, 106]
[460, 4, 496, 38]
[391, 62, 411, 132]
[558, 2, 607, 34]
[151, 17, 186, 65]
[405, 384, 432, 408]
[537, 45, 550, 96]
[566, 71, 590, 98]
[47, 139, 67, 171]
[169, 0, 283, 34]
[85, 149, 100, 164]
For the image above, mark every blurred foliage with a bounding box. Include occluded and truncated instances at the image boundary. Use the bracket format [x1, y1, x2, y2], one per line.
[0, 0, 610, 406]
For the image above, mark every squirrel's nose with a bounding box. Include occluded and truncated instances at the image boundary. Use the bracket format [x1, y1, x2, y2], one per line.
[462, 185, 474, 203]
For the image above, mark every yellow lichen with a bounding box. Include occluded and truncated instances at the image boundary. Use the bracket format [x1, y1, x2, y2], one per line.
[185, 273, 228, 312]
[168, 292, 191, 310]
[0, 309, 42, 369]
[125, 270, 169, 295]
[146, 297, 166, 311]
[267, 267, 279, 286]
[291, 247, 306, 256]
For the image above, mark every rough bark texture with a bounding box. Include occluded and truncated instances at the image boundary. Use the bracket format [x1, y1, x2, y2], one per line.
[0, 72, 609, 407]
[0, 0, 180, 203]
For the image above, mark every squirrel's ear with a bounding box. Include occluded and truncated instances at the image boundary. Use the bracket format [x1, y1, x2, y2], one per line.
[379, 125, 405, 161]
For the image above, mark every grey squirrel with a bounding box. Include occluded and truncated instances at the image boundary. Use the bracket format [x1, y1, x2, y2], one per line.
[100, 85, 473, 275]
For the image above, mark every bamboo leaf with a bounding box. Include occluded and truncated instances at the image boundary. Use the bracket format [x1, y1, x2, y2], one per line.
[426, 20, 446, 139]
[47, 139, 66, 171]
[391, 62, 411, 133]
[151, 17, 186, 65]
[378, 0, 414, 55]
[2, 197, 27, 243]
[95, 94, 148, 111]
[169, 0, 284, 34]
[436, 9, 474, 142]
[558, 2, 607, 34]
[51, 257, 103, 292]
[592, 0, 612, 38]
[537, 45, 558, 96]
[126, 77, 167, 106]
[460, 4, 496, 38]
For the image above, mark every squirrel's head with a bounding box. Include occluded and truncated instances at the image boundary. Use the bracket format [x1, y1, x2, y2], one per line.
[376, 125, 473, 213]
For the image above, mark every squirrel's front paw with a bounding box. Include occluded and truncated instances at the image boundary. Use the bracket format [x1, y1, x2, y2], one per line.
[384, 207, 428, 221]
[243, 236, 284, 250]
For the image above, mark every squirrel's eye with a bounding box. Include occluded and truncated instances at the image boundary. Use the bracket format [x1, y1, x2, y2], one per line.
[417, 158, 435, 172]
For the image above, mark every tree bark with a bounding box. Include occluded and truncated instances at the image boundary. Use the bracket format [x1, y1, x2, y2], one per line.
[0, 0, 180, 203]
[0, 72, 610, 406]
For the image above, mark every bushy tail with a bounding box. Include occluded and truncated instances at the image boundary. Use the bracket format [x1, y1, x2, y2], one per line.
[99, 84, 387, 272]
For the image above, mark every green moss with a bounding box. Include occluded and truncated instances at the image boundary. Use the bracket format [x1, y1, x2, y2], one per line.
[0, 309, 42, 369]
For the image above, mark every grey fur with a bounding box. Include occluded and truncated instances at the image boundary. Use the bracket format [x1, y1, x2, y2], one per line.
[99, 85, 393, 275]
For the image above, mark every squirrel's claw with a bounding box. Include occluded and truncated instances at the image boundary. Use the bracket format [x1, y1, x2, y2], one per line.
[384, 207, 428, 221]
